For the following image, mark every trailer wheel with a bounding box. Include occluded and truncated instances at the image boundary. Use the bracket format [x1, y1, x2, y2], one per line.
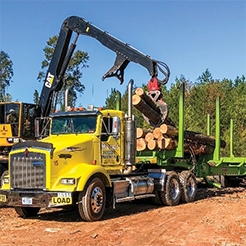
[160, 171, 181, 206]
[78, 177, 106, 222]
[15, 207, 40, 218]
[179, 171, 197, 203]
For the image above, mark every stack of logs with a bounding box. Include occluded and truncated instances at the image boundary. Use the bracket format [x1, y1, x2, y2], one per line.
[136, 124, 226, 155]
[133, 87, 226, 155]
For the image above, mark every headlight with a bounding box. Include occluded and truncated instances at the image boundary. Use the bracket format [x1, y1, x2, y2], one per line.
[60, 178, 75, 185]
[1, 176, 9, 186]
[1, 171, 9, 186]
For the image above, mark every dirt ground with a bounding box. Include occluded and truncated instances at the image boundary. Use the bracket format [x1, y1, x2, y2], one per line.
[1, 185, 246, 246]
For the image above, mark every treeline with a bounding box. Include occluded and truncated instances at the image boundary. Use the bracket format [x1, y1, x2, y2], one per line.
[105, 69, 246, 157]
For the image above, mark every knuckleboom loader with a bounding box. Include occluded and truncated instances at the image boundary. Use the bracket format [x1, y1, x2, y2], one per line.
[0, 16, 197, 221]
[0, 102, 40, 175]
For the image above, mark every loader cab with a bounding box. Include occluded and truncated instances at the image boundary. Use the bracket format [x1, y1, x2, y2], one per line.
[0, 102, 39, 139]
[0, 102, 40, 167]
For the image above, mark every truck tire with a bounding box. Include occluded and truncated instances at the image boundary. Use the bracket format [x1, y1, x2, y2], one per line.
[78, 177, 106, 222]
[179, 171, 197, 203]
[151, 191, 163, 205]
[15, 207, 40, 218]
[160, 171, 181, 206]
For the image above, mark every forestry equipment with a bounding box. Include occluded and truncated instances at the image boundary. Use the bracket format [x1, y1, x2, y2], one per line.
[0, 102, 40, 174]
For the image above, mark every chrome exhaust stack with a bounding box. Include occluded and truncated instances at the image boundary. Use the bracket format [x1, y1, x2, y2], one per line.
[123, 79, 136, 174]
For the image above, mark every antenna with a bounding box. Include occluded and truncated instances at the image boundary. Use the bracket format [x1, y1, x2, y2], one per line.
[92, 83, 94, 105]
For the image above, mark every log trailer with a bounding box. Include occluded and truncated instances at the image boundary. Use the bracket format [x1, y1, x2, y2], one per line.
[0, 16, 245, 221]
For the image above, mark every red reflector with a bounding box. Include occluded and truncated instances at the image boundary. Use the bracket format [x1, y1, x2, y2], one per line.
[25, 148, 29, 157]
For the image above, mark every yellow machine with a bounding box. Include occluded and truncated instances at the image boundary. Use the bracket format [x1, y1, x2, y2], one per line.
[0, 102, 39, 173]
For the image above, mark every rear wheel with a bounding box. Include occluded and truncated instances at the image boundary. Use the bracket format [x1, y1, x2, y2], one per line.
[78, 177, 106, 222]
[179, 171, 197, 203]
[15, 207, 40, 218]
[160, 171, 181, 206]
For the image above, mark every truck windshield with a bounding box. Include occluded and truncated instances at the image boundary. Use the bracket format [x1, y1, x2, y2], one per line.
[51, 115, 97, 135]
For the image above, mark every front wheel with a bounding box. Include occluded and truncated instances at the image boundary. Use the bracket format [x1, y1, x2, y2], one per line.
[78, 177, 106, 222]
[15, 207, 40, 218]
[160, 171, 181, 206]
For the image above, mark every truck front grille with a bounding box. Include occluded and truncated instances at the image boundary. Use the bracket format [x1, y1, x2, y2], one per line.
[10, 153, 46, 189]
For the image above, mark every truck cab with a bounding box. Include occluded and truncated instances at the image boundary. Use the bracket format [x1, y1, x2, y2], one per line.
[40, 108, 126, 175]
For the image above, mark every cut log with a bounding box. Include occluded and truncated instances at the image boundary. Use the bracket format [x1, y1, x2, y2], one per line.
[163, 137, 177, 150]
[184, 142, 214, 155]
[145, 132, 154, 142]
[136, 138, 147, 151]
[184, 130, 226, 148]
[160, 124, 178, 136]
[147, 139, 158, 150]
[132, 94, 162, 126]
[133, 89, 176, 127]
[136, 128, 144, 139]
[135, 87, 161, 113]
[157, 136, 178, 150]
[157, 136, 166, 149]
[136, 128, 152, 139]
[153, 127, 162, 139]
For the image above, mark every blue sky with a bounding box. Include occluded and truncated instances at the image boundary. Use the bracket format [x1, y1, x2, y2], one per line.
[0, 0, 245, 108]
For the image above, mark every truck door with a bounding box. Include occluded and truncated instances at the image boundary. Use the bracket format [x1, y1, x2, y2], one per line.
[100, 116, 122, 172]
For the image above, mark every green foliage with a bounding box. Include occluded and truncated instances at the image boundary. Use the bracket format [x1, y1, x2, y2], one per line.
[105, 88, 119, 109]
[0, 51, 14, 101]
[33, 90, 39, 104]
[37, 35, 89, 109]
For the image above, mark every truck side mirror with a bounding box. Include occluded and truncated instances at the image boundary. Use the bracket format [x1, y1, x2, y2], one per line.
[34, 117, 50, 139]
[35, 118, 40, 138]
[112, 116, 120, 136]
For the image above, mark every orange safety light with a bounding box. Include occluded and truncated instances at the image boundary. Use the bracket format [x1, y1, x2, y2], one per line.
[91, 160, 97, 165]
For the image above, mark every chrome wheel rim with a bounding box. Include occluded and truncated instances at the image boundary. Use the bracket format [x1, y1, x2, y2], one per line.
[91, 187, 104, 213]
[170, 178, 180, 200]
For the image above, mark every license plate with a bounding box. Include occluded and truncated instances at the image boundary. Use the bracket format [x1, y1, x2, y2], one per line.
[57, 192, 71, 198]
[0, 194, 6, 202]
[22, 197, 33, 205]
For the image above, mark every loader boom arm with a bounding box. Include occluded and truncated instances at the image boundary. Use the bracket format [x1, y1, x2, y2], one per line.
[39, 16, 170, 117]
